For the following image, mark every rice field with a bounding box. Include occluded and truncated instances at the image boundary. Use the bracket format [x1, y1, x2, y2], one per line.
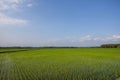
[0, 48, 120, 80]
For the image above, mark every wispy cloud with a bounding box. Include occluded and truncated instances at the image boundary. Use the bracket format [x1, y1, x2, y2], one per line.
[27, 3, 33, 7]
[0, 0, 33, 10]
[38, 35, 120, 47]
[78, 35, 120, 42]
[0, 13, 27, 25]
[0, 0, 23, 11]
[0, 35, 120, 47]
[0, 0, 33, 25]
[47, 35, 120, 43]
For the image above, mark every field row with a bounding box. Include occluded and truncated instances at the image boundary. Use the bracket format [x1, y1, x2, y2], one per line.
[0, 48, 120, 80]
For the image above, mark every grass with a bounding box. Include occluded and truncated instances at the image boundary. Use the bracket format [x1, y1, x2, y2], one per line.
[0, 48, 120, 80]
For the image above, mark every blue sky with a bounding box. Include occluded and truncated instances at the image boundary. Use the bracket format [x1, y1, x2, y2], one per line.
[0, 0, 120, 47]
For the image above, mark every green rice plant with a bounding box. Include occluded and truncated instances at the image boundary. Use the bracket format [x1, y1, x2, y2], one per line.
[0, 48, 120, 80]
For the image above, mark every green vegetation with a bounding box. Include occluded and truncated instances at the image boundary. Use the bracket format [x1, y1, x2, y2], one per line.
[101, 44, 120, 48]
[0, 48, 120, 80]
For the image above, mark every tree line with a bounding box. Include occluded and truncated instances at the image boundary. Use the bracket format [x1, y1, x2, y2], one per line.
[101, 44, 120, 48]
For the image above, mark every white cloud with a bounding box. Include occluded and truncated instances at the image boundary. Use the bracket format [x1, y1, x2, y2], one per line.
[113, 35, 120, 38]
[0, 0, 22, 11]
[101, 35, 120, 41]
[76, 35, 120, 42]
[40, 35, 120, 46]
[8, 0, 21, 4]
[0, 13, 27, 25]
[27, 3, 33, 7]
[0, 0, 32, 11]
[0, 35, 120, 47]
[78, 35, 92, 42]
[0, 0, 31, 25]
[0, 1, 9, 10]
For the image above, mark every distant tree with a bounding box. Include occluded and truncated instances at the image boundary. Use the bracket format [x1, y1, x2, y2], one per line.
[117, 45, 120, 48]
[101, 44, 120, 48]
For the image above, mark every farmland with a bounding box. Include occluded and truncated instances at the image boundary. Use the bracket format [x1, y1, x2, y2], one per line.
[0, 48, 120, 80]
